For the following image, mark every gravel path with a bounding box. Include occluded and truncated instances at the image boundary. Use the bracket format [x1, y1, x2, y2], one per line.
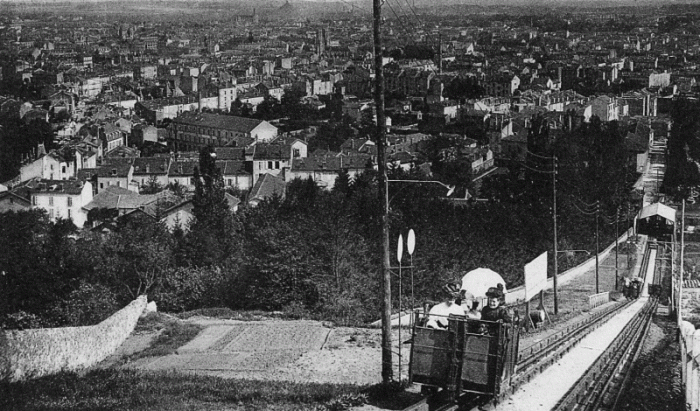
[118, 318, 407, 386]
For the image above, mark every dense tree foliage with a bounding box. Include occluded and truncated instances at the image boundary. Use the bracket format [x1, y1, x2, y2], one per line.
[0, 117, 55, 182]
[179, 146, 241, 267]
[1, 122, 642, 328]
[663, 98, 700, 201]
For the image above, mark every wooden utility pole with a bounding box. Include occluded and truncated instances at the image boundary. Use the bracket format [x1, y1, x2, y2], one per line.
[553, 157, 559, 314]
[615, 206, 619, 291]
[680, 199, 685, 326]
[595, 203, 600, 294]
[374, 0, 392, 383]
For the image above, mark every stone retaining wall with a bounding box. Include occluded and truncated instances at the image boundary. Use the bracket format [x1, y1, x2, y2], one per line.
[506, 231, 635, 304]
[1, 295, 147, 382]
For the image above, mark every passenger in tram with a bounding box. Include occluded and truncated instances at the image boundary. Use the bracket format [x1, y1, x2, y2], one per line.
[460, 291, 482, 319]
[481, 287, 513, 323]
[629, 278, 640, 299]
[622, 277, 631, 298]
[426, 282, 466, 329]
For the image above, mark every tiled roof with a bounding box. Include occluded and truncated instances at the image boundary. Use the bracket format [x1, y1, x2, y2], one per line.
[292, 154, 371, 171]
[214, 147, 246, 160]
[249, 173, 285, 202]
[83, 187, 140, 211]
[105, 145, 139, 158]
[218, 160, 250, 176]
[170, 160, 198, 177]
[29, 179, 87, 195]
[95, 158, 134, 177]
[224, 193, 241, 209]
[0, 190, 31, 204]
[133, 157, 170, 175]
[252, 143, 291, 160]
[173, 112, 273, 134]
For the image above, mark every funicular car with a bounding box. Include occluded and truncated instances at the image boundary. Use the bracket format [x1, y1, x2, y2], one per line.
[409, 312, 520, 402]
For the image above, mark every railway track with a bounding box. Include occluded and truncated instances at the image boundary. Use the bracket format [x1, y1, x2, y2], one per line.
[400, 244, 656, 411]
[399, 300, 645, 411]
[501, 243, 655, 401]
[552, 298, 657, 411]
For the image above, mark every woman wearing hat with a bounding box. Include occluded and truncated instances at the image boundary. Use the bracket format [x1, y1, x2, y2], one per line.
[481, 287, 512, 323]
[425, 281, 466, 329]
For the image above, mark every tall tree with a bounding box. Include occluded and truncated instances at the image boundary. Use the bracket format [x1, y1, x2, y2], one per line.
[98, 214, 174, 303]
[665, 98, 700, 200]
[183, 146, 240, 267]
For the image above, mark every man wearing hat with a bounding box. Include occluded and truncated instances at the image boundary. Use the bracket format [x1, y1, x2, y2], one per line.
[426, 281, 466, 329]
[481, 286, 512, 323]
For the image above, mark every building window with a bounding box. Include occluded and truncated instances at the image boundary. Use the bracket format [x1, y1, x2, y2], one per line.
[49, 209, 54, 219]
[32, 196, 37, 205]
[49, 197, 53, 206]
[293, 149, 300, 158]
[116, 181, 121, 187]
[275, 161, 280, 169]
[67, 197, 72, 207]
[100, 183, 104, 189]
[268, 161, 273, 169]
[67, 209, 71, 219]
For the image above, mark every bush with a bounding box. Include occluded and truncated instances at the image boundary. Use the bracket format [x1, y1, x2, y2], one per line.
[319, 295, 372, 326]
[0, 311, 47, 330]
[282, 300, 310, 319]
[59, 282, 120, 326]
[154, 266, 227, 312]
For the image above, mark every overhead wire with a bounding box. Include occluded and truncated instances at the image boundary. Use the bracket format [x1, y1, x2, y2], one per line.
[402, 0, 424, 27]
[524, 149, 556, 161]
[560, 192, 599, 212]
[517, 161, 555, 174]
[337, 0, 368, 15]
[384, 0, 416, 45]
[569, 201, 599, 216]
[390, 0, 419, 38]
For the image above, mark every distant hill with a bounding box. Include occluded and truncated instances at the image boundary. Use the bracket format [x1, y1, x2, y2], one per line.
[265, 0, 368, 19]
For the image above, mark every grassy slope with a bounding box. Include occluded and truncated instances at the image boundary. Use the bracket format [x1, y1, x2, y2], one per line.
[1, 369, 372, 411]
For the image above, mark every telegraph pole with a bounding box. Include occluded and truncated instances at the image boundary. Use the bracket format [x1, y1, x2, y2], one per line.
[374, 0, 392, 383]
[615, 206, 619, 291]
[680, 199, 686, 326]
[553, 157, 559, 314]
[595, 202, 600, 294]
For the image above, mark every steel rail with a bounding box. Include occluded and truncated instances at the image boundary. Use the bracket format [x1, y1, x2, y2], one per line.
[551, 299, 657, 411]
[606, 301, 656, 410]
[596, 300, 656, 411]
[552, 240, 657, 411]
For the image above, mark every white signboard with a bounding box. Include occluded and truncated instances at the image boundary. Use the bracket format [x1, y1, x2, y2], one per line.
[524, 252, 548, 301]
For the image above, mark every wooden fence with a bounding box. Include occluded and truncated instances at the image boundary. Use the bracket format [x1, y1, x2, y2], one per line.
[680, 320, 700, 411]
[588, 292, 610, 310]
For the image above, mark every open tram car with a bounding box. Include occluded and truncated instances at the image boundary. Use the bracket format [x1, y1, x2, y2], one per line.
[409, 311, 521, 403]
